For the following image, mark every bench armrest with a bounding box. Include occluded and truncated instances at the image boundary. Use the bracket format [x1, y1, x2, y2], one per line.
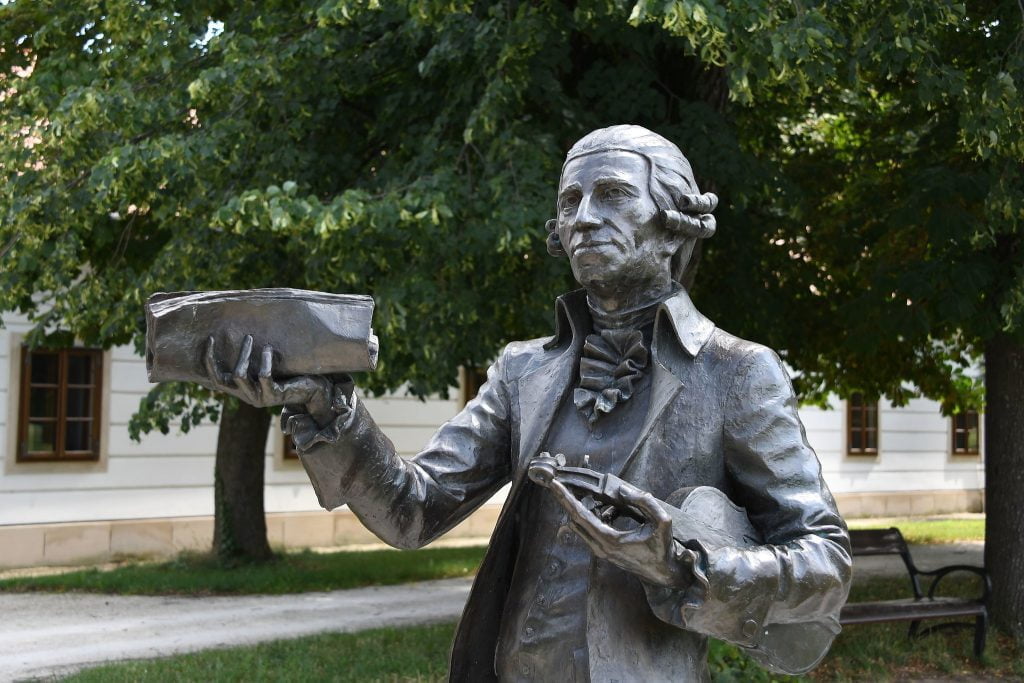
[917, 564, 991, 602]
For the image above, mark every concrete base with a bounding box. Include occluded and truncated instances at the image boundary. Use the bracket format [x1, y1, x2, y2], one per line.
[0, 488, 985, 569]
[0, 505, 502, 570]
[835, 488, 984, 519]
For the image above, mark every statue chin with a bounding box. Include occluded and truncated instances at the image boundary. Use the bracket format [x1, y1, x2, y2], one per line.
[570, 253, 626, 291]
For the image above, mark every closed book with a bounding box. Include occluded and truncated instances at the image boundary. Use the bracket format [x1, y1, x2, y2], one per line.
[145, 288, 378, 383]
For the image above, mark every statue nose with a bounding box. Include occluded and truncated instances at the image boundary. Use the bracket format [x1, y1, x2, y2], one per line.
[573, 195, 601, 230]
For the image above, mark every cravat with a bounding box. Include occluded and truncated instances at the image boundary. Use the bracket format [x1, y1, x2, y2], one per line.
[573, 328, 649, 425]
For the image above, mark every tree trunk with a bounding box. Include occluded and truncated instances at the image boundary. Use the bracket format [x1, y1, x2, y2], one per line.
[213, 399, 273, 564]
[983, 332, 1024, 640]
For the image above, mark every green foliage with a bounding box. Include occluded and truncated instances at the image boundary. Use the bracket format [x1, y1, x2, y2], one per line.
[127, 382, 221, 440]
[1, 0, 1020, 432]
[0, 545, 486, 595]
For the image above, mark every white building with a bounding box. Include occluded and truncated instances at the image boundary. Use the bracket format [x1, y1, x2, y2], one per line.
[0, 314, 983, 568]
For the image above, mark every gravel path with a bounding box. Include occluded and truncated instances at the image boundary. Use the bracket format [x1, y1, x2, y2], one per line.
[0, 542, 984, 681]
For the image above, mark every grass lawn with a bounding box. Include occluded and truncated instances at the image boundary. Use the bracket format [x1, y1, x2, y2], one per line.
[64, 623, 456, 683]
[63, 576, 1024, 682]
[846, 517, 984, 544]
[0, 517, 981, 596]
[0, 546, 486, 596]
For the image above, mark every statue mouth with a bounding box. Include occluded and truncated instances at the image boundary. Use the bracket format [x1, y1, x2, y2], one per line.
[572, 241, 617, 255]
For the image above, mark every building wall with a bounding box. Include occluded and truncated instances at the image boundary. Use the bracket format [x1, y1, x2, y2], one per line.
[800, 398, 984, 518]
[802, 398, 984, 494]
[1, 315, 463, 527]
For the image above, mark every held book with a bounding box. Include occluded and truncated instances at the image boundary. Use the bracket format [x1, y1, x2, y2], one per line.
[145, 288, 378, 383]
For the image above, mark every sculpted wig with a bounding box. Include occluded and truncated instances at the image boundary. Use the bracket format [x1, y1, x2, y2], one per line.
[547, 124, 717, 284]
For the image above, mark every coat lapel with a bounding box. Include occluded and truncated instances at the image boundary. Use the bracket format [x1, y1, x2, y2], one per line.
[617, 357, 683, 476]
[618, 289, 715, 476]
[516, 347, 577, 470]
[515, 290, 588, 470]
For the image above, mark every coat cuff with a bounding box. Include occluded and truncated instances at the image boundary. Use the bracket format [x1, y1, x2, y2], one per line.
[644, 539, 776, 649]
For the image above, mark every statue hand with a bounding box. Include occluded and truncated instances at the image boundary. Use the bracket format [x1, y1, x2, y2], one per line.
[547, 477, 693, 589]
[204, 334, 334, 423]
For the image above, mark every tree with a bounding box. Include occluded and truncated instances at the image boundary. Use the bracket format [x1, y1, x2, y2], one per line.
[1, 0, 1021, 633]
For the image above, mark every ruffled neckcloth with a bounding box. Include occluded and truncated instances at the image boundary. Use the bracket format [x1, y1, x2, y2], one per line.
[573, 295, 664, 425]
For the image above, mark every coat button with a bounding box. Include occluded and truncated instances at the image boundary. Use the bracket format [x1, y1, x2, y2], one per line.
[525, 626, 535, 636]
[742, 619, 759, 640]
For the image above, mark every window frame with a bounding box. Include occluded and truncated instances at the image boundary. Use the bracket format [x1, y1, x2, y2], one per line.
[283, 431, 300, 460]
[846, 392, 879, 456]
[17, 346, 104, 463]
[459, 366, 488, 408]
[951, 410, 981, 456]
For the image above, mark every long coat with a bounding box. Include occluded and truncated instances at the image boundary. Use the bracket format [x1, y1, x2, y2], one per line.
[297, 289, 852, 681]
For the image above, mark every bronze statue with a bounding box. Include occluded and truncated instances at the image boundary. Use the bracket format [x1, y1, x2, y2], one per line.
[200, 125, 852, 680]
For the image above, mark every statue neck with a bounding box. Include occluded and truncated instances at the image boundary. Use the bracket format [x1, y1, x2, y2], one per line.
[586, 283, 676, 332]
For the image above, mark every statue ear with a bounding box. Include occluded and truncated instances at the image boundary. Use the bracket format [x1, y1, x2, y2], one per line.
[545, 218, 567, 257]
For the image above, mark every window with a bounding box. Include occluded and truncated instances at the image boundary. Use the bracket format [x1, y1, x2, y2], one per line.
[459, 366, 488, 408]
[847, 392, 878, 455]
[952, 410, 980, 455]
[283, 432, 300, 460]
[17, 347, 103, 462]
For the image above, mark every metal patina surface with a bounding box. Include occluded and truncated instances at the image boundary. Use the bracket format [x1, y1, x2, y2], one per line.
[196, 125, 852, 681]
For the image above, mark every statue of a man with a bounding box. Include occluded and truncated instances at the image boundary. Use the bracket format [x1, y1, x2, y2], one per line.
[206, 125, 852, 680]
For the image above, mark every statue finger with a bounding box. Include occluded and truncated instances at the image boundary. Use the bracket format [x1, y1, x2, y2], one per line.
[284, 413, 318, 449]
[258, 345, 276, 399]
[549, 480, 623, 549]
[283, 411, 314, 435]
[616, 485, 672, 528]
[204, 336, 233, 386]
[566, 517, 631, 560]
[281, 404, 303, 432]
[275, 375, 321, 405]
[231, 336, 263, 404]
[234, 334, 254, 380]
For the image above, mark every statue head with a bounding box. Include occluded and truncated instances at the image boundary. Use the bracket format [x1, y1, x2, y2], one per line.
[548, 125, 717, 291]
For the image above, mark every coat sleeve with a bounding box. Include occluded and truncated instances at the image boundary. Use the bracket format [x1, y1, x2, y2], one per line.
[644, 345, 852, 661]
[292, 347, 515, 550]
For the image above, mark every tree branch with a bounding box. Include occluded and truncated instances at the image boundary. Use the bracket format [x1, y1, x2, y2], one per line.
[0, 233, 19, 262]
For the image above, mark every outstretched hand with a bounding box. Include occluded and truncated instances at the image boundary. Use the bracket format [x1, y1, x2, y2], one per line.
[203, 334, 335, 424]
[546, 477, 693, 589]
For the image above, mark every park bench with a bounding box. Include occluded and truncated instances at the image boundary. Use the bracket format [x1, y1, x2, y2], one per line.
[840, 527, 990, 657]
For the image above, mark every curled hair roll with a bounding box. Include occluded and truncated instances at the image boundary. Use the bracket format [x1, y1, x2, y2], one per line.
[661, 192, 718, 239]
[679, 192, 718, 214]
[661, 210, 716, 239]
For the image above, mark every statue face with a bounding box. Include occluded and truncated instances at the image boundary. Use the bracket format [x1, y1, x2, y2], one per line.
[557, 151, 676, 293]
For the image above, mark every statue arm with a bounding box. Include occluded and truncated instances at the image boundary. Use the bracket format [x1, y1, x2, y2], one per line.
[287, 349, 514, 550]
[645, 346, 852, 651]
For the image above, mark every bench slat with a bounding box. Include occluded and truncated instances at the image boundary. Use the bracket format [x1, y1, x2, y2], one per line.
[841, 597, 984, 625]
[843, 528, 989, 658]
[849, 528, 908, 556]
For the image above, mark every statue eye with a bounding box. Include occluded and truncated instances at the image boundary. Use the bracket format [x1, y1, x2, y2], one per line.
[561, 195, 580, 212]
[604, 187, 628, 200]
